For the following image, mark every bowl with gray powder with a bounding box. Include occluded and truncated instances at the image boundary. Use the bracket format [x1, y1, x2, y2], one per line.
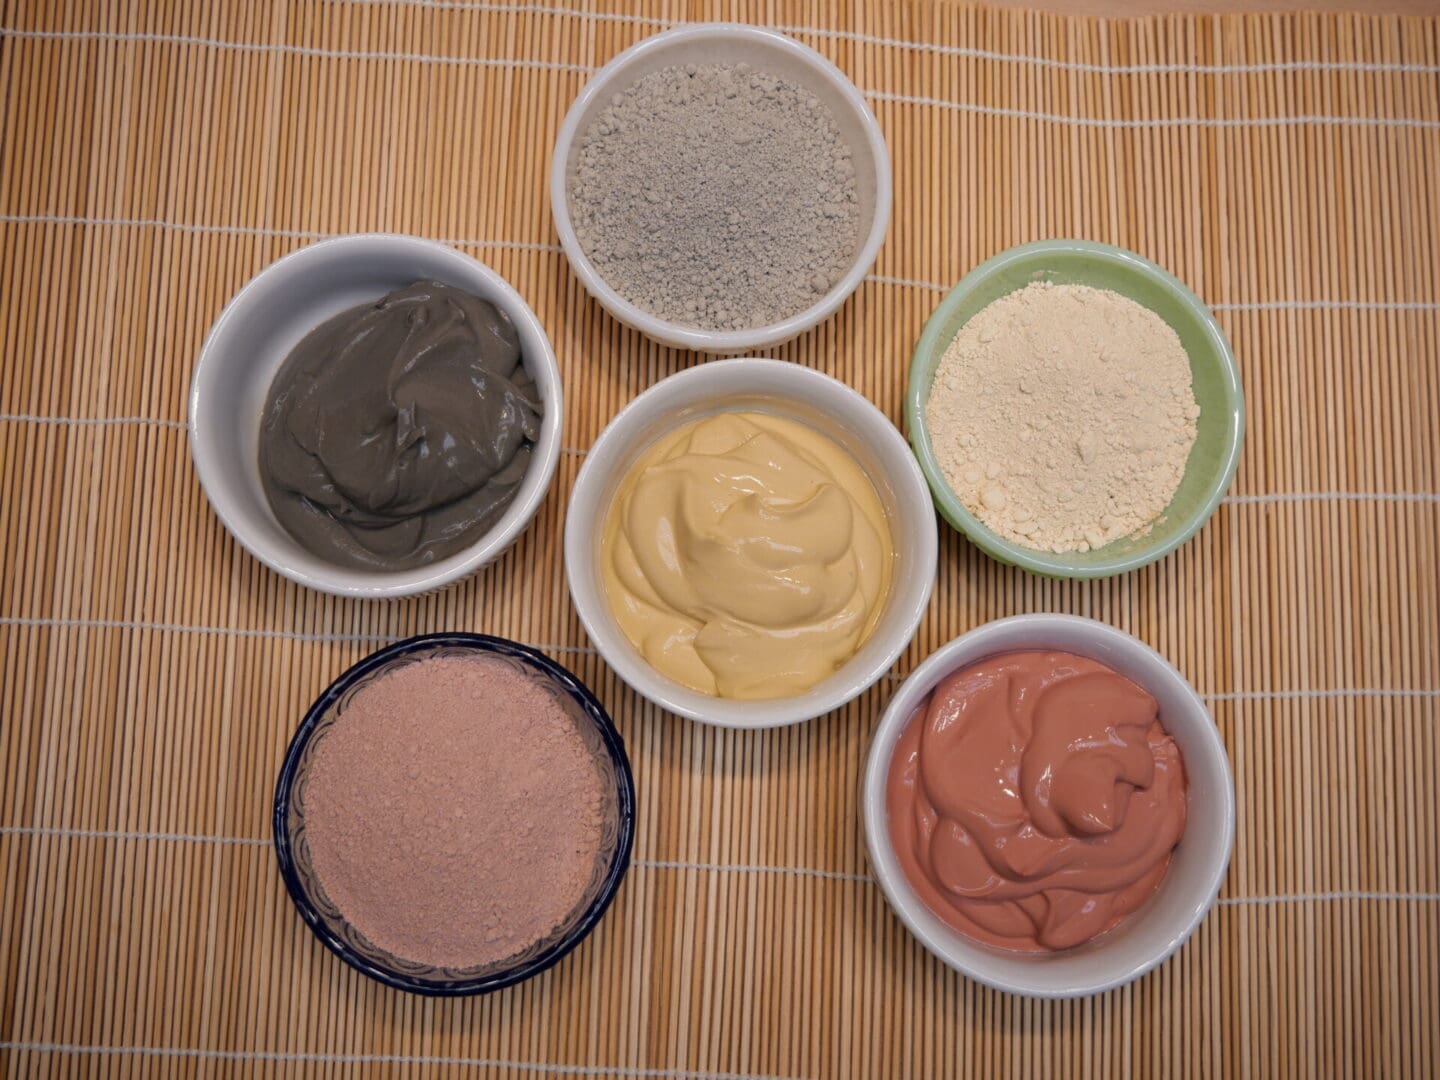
[550, 24, 891, 352]
[906, 240, 1244, 579]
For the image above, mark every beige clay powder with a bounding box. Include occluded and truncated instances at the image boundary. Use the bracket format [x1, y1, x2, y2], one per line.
[926, 282, 1199, 553]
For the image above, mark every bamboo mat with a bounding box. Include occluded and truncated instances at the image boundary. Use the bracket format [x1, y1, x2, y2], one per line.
[1, 0, 1438, 1076]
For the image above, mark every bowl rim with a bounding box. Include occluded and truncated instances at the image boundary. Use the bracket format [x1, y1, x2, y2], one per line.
[861, 613, 1236, 998]
[564, 357, 938, 729]
[548, 22, 893, 353]
[272, 632, 637, 996]
[905, 238, 1245, 579]
[188, 233, 563, 599]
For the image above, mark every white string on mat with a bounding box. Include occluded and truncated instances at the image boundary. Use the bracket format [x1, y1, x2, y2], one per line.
[1217, 891, 1440, 905]
[0, 213, 566, 253]
[637, 858, 872, 884]
[1, 436, 1434, 507]
[0, 617, 600, 654]
[864, 89, 1440, 130]
[1206, 687, 1440, 701]
[0, 27, 597, 73]
[3, 827, 1438, 908]
[1212, 300, 1440, 312]
[0, 1044, 800, 1079]
[0, 826, 270, 846]
[0, 413, 190, 429]
[4, 215, 1438, 312]
[1224, 492, 1440, 505]
[865, 279, 1440, 309]
[4, 416, 1439, 511]
[0, 621, 1435, 702]
[340, 0, 1440, 77]
[865, 274, 948, 291]
[3, 27, 1438, 130]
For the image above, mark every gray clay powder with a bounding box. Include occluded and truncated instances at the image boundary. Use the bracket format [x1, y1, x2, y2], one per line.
[569, 63, 862, 331]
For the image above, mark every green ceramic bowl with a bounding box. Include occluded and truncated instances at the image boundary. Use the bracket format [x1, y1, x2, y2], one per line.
[907, 240, 1244, 579]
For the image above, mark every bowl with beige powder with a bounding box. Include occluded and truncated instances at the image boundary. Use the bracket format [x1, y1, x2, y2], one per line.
[907, 240, 1244, 578]
[273, 633, 634, 995]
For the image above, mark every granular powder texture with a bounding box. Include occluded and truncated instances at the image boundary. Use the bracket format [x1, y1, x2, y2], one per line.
[301, 655, 608, 970]
[925, 283, 1199, 553]
[569, 62, 861, 331]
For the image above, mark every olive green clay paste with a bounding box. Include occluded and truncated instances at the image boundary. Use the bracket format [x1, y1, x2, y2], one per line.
[260, 281, 542, 571]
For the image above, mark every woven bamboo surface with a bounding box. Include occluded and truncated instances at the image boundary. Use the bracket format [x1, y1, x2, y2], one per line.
[2, 0, 1438, 1077]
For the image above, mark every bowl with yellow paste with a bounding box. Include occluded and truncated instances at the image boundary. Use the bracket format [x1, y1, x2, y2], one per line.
[565, 359, 938, 728]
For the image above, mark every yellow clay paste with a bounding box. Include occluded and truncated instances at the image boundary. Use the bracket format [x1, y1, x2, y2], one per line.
[600, 411, 894, 700]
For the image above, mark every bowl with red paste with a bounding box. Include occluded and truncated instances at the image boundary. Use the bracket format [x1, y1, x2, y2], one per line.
[274, 633, 635, 995]
[862, 614, 1233, 997]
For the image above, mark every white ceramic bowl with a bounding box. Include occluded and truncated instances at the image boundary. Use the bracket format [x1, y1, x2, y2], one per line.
[863, 614, 1235, 997]
[549, 24, 892, 354]
[565, 359, 937, 728]
[189, 235, 563, 598]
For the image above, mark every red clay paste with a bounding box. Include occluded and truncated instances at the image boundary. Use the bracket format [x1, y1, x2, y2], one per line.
[303, 655, 607, 969]
[886, 651, 1187, 952]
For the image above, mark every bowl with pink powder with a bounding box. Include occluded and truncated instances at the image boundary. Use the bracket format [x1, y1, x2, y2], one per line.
[273, 633, 635, 995]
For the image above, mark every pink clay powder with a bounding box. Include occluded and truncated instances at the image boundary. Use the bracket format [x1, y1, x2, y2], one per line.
[302, 655, 608, 970]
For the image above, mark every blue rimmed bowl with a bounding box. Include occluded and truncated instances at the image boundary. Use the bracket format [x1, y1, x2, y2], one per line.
[273, 633, 635, 996]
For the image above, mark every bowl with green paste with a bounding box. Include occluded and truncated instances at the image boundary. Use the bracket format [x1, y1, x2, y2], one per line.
[190, 235, 563, 598]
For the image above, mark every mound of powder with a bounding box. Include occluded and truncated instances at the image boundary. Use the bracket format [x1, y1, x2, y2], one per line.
[926, 282, 1199, 553]
[569, 62, 861, 331]
[301, 655, 608, 971]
